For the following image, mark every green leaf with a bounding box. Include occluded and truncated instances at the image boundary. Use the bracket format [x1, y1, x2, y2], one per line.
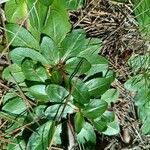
[6, 24, 40, 50]
[93, 111, 115, 132]
[27, 0, 48, 33]
[93, 118, 107, 132]
[60, 29, 86, 60]
[51, 69, 63, 84]
[82, 99, 108, 119]
[66, 0, 84, 10]
[2, 97, 27, 115]
[3, 92, 18, 103]
[74, 112, 85, 133]
[22, 59, 49, 82]
[141, 117, 150, 135]
[71, 79, 90, 104]
[124, 75, 146, 92]
[29, 85, 50, 102]
[39, 0, 54, 6]
[101, 89, 119, 105]
[30, 84, 70, 103]
[134, 90, 150, 106]
[10, 47, 49, 65]
[43, 0, 71, 43]
[41, 36, 59, 64]
[7, 139, 26, 150]
[5, 117, 25, 134]
[34, 105, 47, 118]
[140, 103, 150, 134]
[5, 0, 27, 23]
[77, 122, 96, 144]
[45, 104, 74, 119]
[27, 121, 55, 150]
[2, 64, 25, 83]
[85, 78, 111, 97]
[46, 84, 69, 102]
[84, 55, 108, 79]
[65, 57, 91, 75]
[103, 120, 120, 135]
[132, 0, 150, 38]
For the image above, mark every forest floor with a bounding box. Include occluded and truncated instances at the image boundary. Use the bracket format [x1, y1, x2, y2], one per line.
[69, 0, 150, 149]
[0, 0, 150, 149]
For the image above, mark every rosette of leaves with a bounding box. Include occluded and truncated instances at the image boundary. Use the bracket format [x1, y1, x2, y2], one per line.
[1, 0, 119, 149]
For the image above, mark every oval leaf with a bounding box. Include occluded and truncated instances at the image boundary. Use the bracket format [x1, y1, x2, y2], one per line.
[29, 85, 49, 102]
[60, 29, 86, 60]
[2, 97, 27, 115]
[46, 84, 69, 102]
[65, 57, 91, 75]
[74, 112, 85, 133]
[102, 120, 120, 136]
[82, 99, 108, 119]
[101, 89, 119, 105]
[77, 122, 96, 144]
[85, 78, 111, 97]
[71, 79, 90, 104]
[22, 59, 49, 82]
[2, 64, 25, 83]
[5, 0, 27, 23]
[6, 23, 40, 50]
[27, 121, 55, 150]
[10, 47, 49, 65]
[45, 104, 74, 120]
[41, 36, 59, 64]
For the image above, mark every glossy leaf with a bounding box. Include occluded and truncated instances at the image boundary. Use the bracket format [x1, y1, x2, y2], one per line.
[93, 111, 115, 132]
[85, 78, 111, 97]
[2, 64, 25, 83]
[65, 57, 91, 75]
[71, 79, 90, 104]
[74, 112, 85, 133]
[43, 0, 71, 43]
[93, 118, 107, 132]
[82, 99, 108, 119]
[77, 122, 96, 144]
[85, 55, 108, 79]
[27, 0, 48, 32]
[5, 0, 27, 24]
[101, 89, 119, 105]
[124, 75, 146, 92]
[35, 105, 47, 118]
[22, 59, 49, 82]
[134, 90, 150, 106]
[29, 85, 49, 102]
[46, 84, 69, 102]
[141, 117, 150, 135]
[66, 0, 84, 10]
[39, 0, 54, 6]
[27, 121, 55, 150]
[51, 69, 63, 84]
[10, 47, 49, 65]
[41, 36, 59, 64]
[7, 139, 26, 150]
[6, 24, 40, 50]
[2, 97, 27, 115]
[103, 120, 120, 135]
[45, 104, 74, 119]
[133, 0, 150, 37]
[78, 38, 102, 57]
[60, 29, 86, 60]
